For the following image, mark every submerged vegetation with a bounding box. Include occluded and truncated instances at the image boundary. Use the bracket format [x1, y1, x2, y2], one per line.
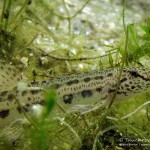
[0, 0, 150, 149]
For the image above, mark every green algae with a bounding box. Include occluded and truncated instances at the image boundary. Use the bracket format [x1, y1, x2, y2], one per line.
[0, 0, 150, 150]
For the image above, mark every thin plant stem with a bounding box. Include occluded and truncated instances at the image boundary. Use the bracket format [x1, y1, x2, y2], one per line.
[123, 0, 127, 34]
[18, 34, 38, 54]
[1, 0, 7, 24]
[10, 0, 29, 25]
[4, 0, 13, 31]
[108, 25, 129, 108]
[56, 117, 82, 145]
[80, 108, 112, 139]
[15, 98, 40, 131]
[54, 0, 90, 19]
[62, 0, 71, 35]
[39, 48, 116, 61]
[71, 0, 91, 19]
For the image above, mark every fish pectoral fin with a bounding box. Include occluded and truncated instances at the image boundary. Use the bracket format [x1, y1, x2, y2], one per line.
[68, 101, 106, 114]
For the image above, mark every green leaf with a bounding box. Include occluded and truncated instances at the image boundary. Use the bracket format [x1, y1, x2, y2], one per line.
[128, 24, 139, 52]
[43, 89, 56, 117]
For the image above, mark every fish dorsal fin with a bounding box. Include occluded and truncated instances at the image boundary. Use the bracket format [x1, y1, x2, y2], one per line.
[0, 60, 21, 93]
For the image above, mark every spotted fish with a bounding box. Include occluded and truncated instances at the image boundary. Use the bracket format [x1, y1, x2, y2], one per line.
[0, 60, 150, 127]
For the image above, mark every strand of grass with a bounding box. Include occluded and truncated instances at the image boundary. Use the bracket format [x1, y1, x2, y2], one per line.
[16, 86, 41, 131]
[71, 0, 91, 18]
[27, 22, 57, 41]
[10, 0, 29, 25]
[108, 25, 129, 108]
[54, 134, 72, 145]
[114, 48, 120, 65]
[40, 49, 116, 61]
[49, 143, 66, 150]
[15, 98, 40, 131]
[107, 101, 150, 121]
[54, 0, 90, 19]
[106, 117, 146, 139]
[81, 115, 89, 127]
[118, 117, 146, 139]
[0, 0, 7, 25]
[8, 22, 20, 34]
[122, 100, 150, 120]
[122, 0, 127, 34]
[51, 141, 71, 150]
[56, 101, 69, 114]
[102, 44, 117, 48]
[62, 0, 71, 35]
[124, 24, 129, 65]
[56, 113, 80, 134]
[4, 0, 12, 31]
[109, 52, 114, 67]
[56, 117, 82, 145]
[146, 106, 150, 121]
[68, 113, 81, 125]
[80, 107, 112, 139]
[106, 49, 118, 54]
[39, 0, 55, 13]
[145, 94, 150, 121]
[92, 125, 118, 150]
[18, 34, 38, 54]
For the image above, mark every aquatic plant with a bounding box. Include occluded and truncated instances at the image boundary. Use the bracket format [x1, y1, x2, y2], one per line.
[0, 0, 150, 150]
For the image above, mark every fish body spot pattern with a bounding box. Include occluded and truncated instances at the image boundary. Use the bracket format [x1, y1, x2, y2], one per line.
[0, 60, 150, 127]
